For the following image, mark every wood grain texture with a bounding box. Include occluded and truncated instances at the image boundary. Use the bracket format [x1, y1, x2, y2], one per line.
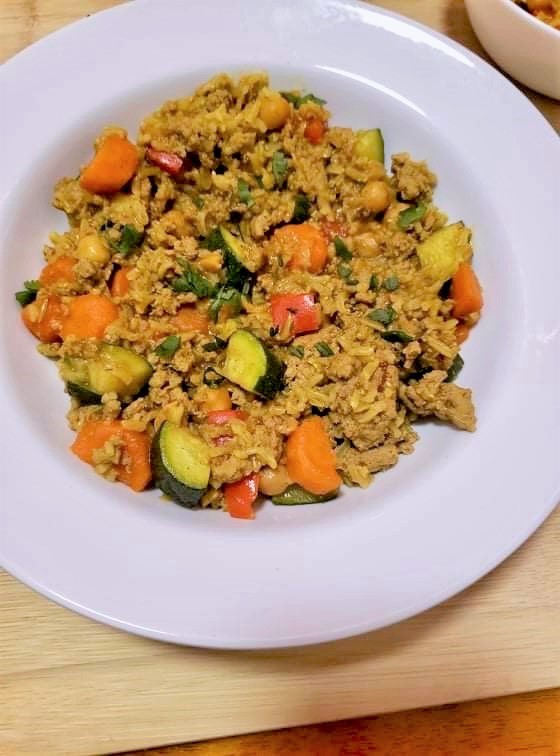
[0, 1, 559, 755]
[129, 689, 560, 755]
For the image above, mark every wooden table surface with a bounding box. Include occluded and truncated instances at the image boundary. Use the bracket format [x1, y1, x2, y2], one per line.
[1, 2, 559, 755]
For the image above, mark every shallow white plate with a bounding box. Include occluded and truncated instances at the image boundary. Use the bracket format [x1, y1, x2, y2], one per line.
[0, 0, 559, 649]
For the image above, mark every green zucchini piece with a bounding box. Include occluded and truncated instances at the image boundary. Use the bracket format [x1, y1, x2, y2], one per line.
[218, 226, 254, 289]
[222, 329, 285, 400]
[59, 344, 152, 403]
[354, 129, 385, 163]
[152, 422, 211, 508]
[272, 484, 338, 505]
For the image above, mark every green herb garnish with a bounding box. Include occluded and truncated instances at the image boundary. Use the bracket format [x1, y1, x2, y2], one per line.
[445, 354, 464, 383]
[203, 367, 225, 387]
[288, 345, 305, 358]
[334, 236, 352, 261]
[383, 275, 400, 291]
[192, 195, 205, 209]
[315, 341, 334, 357]
[15, 280, 40, 307]
[281, 92, 327, 108]
[368, 306, 396, 325]
[203, 227, 224, 251]
[208, 286, 242, 322]
[291, 193, 311, 224]
[381, 330, 413, 344]
[109, 224, 144, 257]
[368, 274, 379, 292]
[238, 178, 254, 207]
[172, 261, 217, 298]
[155, 335, 181, 358]
[398, 202, 427, 229]
[202, 337, 227, 352]
[337, 263, 358, 285]
[272, 151, 288, 187]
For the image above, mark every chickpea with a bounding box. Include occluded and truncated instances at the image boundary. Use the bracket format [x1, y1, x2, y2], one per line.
[259, 93, 291, 130]
[259, 465, 292, 496]
[203, 387, 232, 413]
[76, 233, 110, 264]
[361, 181, 392, 214]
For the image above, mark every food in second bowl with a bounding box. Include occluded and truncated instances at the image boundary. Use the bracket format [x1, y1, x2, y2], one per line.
[514, 0, 560, 29]
[16, 73, 483, 519]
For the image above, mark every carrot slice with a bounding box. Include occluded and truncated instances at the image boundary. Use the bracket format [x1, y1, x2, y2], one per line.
[451, 263, 483, 318]
[61, 293, 119, 340]
[71, 419, 151, 492]
[286, 416, 342, 495]
[304, 117, 326, 145]
[39, 256, 76, 286]
[110, 267, 131, 297]
[21, 295, 66, 342]
[224, 473, 259, 519]
[80, 134, 139, 195]
[274, 224, 328, 273]
[171, 306, 209, 334]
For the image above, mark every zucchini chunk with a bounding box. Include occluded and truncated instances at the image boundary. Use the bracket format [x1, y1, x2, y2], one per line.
[218, 226, 254, 289]
[354, 128, 385, 164]
[152, 422, 211, 508]
[271, 484, 338, 505]
[60, 344, 152, 404]
[222, 329, 285, 400]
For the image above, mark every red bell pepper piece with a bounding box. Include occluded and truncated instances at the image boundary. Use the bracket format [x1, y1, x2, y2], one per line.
[145, 146, 184, 176]
[224, 473, 259, 519]
[304, 117, 326, 145]
[271, 293, 321, 336]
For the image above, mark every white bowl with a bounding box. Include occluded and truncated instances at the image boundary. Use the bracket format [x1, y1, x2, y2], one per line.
[465, 0, 560, 99]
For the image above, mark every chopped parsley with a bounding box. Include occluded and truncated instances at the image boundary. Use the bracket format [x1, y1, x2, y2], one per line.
[155, 335, 181, 358]
[192, 195, 205, 209]
[172, 261, 217, 298]
[381, 330, 413, 344]
[288, 345, 305, 358]
[398, 202, 427, 229]
[109, 224, 144, 257]
[291, 193, 311, 224]
[383, 275, 400, 291]
[334, 236, 352, 261]
[15, 280, 40, 307]
[202, 337, 227, 352]
[337, 263, 358, 285]
[238, 178, 254, 207]
[368, 306, 396, 326]
[281, 92, 327, 108]
[272, 150, 288, 187]
[208, 286, 242, 322]
[315, 341, 334, 357]
[368, 274, 379, 292]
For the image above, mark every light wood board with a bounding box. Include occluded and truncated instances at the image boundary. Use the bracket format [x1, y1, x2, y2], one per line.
[1, 1, 559, 754]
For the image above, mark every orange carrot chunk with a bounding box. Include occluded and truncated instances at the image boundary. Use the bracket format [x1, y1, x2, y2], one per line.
[110, 267, 131, 297]
[61, 293, 119, 340]
[171, 306, 209, 334]
[39, 256, 76, 286]
[80, 134, 139, 195]
[224, 473, 259, 519]
[21, 295, 66, 343]
[451, 263, 483, 318]
[286, 416, 342, 495]
[71, 420, 151, 492]
[304, 117, 326, 145]
[274, 224, 328, 273]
